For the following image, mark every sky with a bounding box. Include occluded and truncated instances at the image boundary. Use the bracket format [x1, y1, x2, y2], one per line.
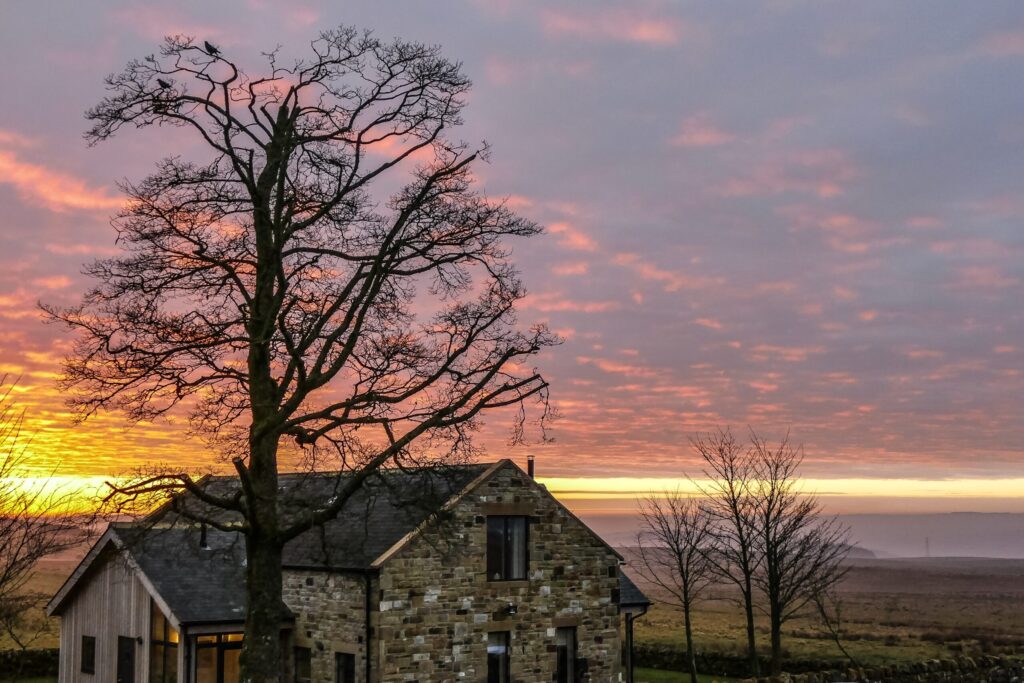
[0, 1, 1022, 513]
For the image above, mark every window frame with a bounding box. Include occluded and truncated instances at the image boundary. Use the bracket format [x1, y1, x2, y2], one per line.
[486, 515, 529, 581]
[293, 645, 312, 683]
[335, 651, 356, 683]
[486, 631, 511, 683]
[80, 635, 96, 675]
[555, 626, 578, 683]
[149, 600, 179, 683]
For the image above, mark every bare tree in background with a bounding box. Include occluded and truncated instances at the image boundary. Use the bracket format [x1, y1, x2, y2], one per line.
[693, 428, 762, 677]
[633, 491, 715, 683]
[0, 380, 88, 676]
[749, 431, 850, 675]
[811, 583, 859, 667]
[44, 27, 555, 682]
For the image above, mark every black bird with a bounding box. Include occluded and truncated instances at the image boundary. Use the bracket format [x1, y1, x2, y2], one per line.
[157, 78, 171, 89]
[204, 41, 220, 56]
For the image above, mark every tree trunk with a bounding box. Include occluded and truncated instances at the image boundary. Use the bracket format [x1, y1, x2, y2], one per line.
[770, 605, 783, 676]
[240, 429, 283, 683]
[683, 600, 698, 683]
[241, 531, 284, 683]
[742, 577, 759, 677]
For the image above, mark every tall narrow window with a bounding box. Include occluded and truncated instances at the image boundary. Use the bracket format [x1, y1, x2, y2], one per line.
[486, 516, 528, 580]
[335, 652, 356, 683]
[149, 601, 179, 683]
[555, 627, 578, 683]
[80, 635, 96, 674]
[487, 631, 510, 683]
[294, 646, 312, 683]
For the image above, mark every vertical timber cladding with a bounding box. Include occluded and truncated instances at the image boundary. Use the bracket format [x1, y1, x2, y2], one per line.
[57, 552, 149, 683]
[375, 463, 623, 682]
[282, 571, 368, 683]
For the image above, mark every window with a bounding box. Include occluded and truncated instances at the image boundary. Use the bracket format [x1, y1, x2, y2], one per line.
[555, 627, 577, 683]
[335, 652, 356, 683]
[194, 633, 243, 683]
[80, 635, 96, 674]
[486, 516, 528, 581]
[487, 631, 510, 683]
[149, 601, 179, 683]
[294, 646, 312, 683]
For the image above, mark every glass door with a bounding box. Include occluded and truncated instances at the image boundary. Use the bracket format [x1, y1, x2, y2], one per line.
[194, 633, 243, 683]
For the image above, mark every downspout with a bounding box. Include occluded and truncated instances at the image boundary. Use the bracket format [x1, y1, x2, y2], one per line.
[364, 570, 372, 683]
[625, 605, 647, 683]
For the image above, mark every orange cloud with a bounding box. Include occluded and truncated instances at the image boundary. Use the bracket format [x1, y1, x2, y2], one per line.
[0, 147, 123, 213]
[672, 113, 736, 147]
[541, 8, 683, 46]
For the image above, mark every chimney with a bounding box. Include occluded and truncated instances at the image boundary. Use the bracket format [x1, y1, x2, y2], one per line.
[527, 454, 535, 479]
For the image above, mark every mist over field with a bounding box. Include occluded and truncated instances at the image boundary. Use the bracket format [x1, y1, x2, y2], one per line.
[578, 511, 1024, 559]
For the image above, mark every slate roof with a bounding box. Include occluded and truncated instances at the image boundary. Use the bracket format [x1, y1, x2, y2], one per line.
[617, 569, 651, 607]
[112, 524, 265, 626]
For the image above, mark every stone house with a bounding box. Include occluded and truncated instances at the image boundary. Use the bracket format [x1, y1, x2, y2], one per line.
[47, 459, 649, 683]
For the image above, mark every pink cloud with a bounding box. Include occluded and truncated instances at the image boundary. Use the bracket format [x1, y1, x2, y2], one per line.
[955, 266, 1020, 290]
[979, 29, 1024, 57]
[613, 253, 707, 292]
[113, 6, 230, 44]
[671, 113, 736, 147]
[720, 149, 856, 198]
[749, 380, 779, 393]
[552, 261, 590, 276]
[577, 355, 657, 378]
[749, 344, 824, 363]
[549, 222, 598, 252]
[31, 276, 73, 290]
[45, 243, 119, 256]
[694, 317, 723, 330]
[520, 291, 619, 313]
[541, 8, 683, 46]
[0, 148, 123, 213]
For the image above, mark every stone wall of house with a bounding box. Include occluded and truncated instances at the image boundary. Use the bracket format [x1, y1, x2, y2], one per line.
[283, 569, 371, 683]
[373, 462, 624, 683]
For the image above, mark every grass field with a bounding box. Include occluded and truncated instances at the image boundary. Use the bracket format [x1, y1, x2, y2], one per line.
[630, 556, 1024, 667]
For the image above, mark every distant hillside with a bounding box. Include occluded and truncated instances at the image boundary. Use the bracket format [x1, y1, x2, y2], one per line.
[579, 511, 1024, 559]
[841, 543, 876, 559]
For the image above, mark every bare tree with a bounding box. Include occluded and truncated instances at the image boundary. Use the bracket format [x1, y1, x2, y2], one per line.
[633, 491, 714, 683]
[811, 583, 859, 667]
[693, 428, 762, 677]
[0, 380, 88, 677]
[748, 431, 850, 675]
[44, 28, 555, 682]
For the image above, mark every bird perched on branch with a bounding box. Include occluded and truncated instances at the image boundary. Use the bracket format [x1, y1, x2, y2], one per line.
[157, 78, 171, 89]
[204, 41, 220, 56]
